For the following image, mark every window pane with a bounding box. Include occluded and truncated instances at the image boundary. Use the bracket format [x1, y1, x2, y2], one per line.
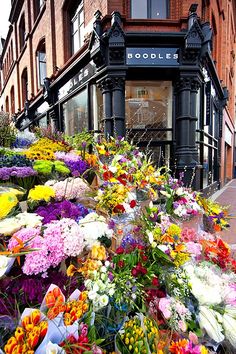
[131, 0, 147, 18]
[151, 0, 168, 19]
[125, 81, 172, 140]
[39, 61, 47, 85]
[62, 89, 88, 135]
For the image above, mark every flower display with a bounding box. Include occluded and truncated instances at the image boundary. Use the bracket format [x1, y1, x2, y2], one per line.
[0, 134, 236, 353]
[24, 137, 70, 160]
[198, 197, 230, 232]
[116, 314, 159, 353]
[4, 309, 48, 353]
[55, 151, 89, 177]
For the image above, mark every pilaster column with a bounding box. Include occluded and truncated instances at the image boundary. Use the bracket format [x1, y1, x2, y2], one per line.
[98, 78, 113, 137]
[174, 75, 202, 189]
[111, 76, 125, 137]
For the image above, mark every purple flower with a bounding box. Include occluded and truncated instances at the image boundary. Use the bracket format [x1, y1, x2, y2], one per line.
[0, 167, 37, 181]
[35, 201, 89, 224]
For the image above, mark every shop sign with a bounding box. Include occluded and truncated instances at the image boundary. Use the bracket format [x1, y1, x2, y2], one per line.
[126, 48, 179, 66]
[58, 63, 95, 100]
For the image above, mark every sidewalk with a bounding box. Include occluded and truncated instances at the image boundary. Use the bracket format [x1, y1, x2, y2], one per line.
[211, 179, 236, 246]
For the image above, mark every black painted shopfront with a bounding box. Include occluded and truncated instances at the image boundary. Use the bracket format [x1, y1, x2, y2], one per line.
[16, 8, 228, 193]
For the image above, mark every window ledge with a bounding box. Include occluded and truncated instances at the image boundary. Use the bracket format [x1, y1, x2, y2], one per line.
[31, 2, 46, 36]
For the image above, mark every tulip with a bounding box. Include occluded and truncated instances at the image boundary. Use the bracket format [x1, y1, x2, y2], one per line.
[30, 309, 41, 325]
[14, 327, 24, 342]
[198, 306, 224, 343]
[4, 337, 17, 353]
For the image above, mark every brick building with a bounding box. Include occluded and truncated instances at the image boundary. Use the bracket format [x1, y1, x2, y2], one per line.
[0, 0, 236, 193]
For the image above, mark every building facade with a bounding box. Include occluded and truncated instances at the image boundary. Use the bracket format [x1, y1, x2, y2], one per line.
[0, 0, 236, 193]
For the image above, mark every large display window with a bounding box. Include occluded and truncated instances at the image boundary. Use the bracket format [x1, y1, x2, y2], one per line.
[62, 89, 88, 135]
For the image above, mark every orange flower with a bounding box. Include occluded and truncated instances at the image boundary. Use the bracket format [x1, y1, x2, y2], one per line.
[169, 339, 189, 353]
[30, 309, 41, 326]
[4, 337, 17, 353]
[14, 327, 24, 342]
[67, 264, 79, 277]
[161, 233, 174, 243]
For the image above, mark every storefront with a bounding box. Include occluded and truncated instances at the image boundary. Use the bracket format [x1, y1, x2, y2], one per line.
[15, 10, 228, 193]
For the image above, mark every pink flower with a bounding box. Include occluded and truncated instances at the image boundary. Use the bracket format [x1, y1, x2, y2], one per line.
[8, 227, 41, 250]
[159, 297, 172, 319]
[178, 319, 187, 332]
[189, 331, 199, 345]
[185, 242, 202, 257]
[181, 228, 197, 242]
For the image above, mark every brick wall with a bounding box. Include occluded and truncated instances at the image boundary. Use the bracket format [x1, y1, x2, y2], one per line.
[0, 0, 235, 122]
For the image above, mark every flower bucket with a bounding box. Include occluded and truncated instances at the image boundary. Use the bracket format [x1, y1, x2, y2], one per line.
[203, 214, 215, 234]
[181, 214, 203, 232]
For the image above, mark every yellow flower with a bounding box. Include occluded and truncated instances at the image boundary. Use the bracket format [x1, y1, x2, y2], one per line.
[28, 185, 55, 202]
[200, 345, 209, 354]
[91, 244, 106, 260]
[0, 193, 18, 220]
[167, 224, 182, 237]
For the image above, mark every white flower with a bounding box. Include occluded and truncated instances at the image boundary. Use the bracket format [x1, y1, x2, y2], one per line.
[109, 166, 117, 173]
[105, 260, 110, 267]
[222, 313, 236, 348]
[147, 231, 154, 244]
[0, 256, 10, 278]
[46, 341, 65, 354]
[198, 306, 224, 343]
[224, 305, 236, 318]
[176, 187, 185, 196]
[157, 245, 169, 253]
[160, 190, 171, 198]
[108, 287, 115, 296]
[99, 294, 109, 307]
[100, 266, 107, 273]
[84, 279, 92, 290]
[0, 218, 20, 236]
[79, 212, 113, 249]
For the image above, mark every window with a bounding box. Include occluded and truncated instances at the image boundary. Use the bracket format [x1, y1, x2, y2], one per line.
[10, 86, 15, 114]
[62, 89, 88, 135]
[5, 96, 9, 113]
[19, 14, 26, 51]
[131, 0, 168, 19]
[70, 1, 84, 55]
[34, 0, 44, 19]
[21, 68, 28, 106]
[36, 39, 46, 88]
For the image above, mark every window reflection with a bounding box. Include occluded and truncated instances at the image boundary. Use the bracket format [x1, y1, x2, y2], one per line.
[62, 89, 88, 135]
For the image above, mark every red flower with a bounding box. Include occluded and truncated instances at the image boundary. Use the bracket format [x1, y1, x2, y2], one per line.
[116, 246, 124, 254]
[118, 260, 124, 267]
[103, 170, 114, 181]
[130, 200, 137, 208]
[141, 254, 148, 262]
[113, 204, 125, 213]
[131, 267, 138, 277]
[152, 277, 159, 286]
[137, 245, 145, 250]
